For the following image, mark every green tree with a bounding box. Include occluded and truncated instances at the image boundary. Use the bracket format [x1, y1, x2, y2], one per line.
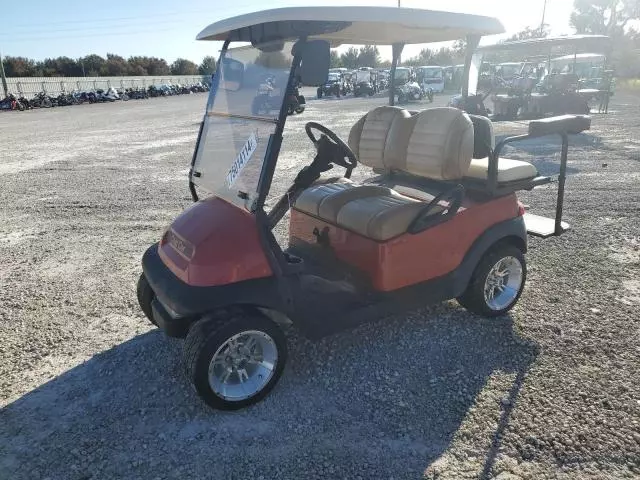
[101, 54, 128, 76]
[254, 51, 290, 69]
[506, 25, 550, 41]
[571, 0, 640, 35]
[199, 56, 217, 76]
[404, 48, 435, 66]
[80, 54, 106, 76]
[170, 58, 199, 75]
[2, 56, 37, 77]
[329, 50, 342, 68]
[358, 45, 380, 67]
[340, 47, 360, 69]
[146, 58, 170, 75]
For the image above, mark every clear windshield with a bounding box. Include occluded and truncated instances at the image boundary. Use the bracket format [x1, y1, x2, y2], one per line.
[394, 68, 410, 84]
[191, 42, 294, 210]
[419, 68, 443, 80]
[497, 64, 522, 79]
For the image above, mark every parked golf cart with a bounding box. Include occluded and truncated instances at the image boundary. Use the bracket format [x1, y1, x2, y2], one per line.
[317, 72, 343, 98]
[394, 67, 428, 104]
[138, 6, 591, 410]
[473, 35, 611, 120]
[353, 68, 375, 97]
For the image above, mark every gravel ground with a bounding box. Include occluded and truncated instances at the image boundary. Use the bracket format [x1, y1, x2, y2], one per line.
[0, 90, 639, 480]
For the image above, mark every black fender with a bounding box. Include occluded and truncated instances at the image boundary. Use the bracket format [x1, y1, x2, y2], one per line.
[450, 216, 527, 297]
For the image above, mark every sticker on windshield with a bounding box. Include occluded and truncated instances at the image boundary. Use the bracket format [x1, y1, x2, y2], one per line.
[225, 131, 258, 188]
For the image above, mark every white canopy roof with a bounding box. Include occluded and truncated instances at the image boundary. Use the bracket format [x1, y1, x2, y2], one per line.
[196, 7, 504, 46]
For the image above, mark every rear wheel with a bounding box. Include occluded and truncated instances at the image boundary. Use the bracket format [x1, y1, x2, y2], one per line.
[317, 88, 322, 99]
[184, 310, 287, 410]
[458, 245, 526, 317]
[136, 273, 156, 325]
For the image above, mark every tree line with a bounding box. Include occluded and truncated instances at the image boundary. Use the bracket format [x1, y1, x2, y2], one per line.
[2, 54, 217, 78]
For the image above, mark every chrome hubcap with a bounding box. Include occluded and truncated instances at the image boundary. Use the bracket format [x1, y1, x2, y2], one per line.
[208, 330, 278, 401]
[484, 256, 523, 311]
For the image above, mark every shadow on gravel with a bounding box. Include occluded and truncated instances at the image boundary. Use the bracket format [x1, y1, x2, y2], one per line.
[0, 310, 539, 479]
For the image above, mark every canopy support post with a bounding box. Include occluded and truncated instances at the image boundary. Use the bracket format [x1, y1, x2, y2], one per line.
[461, 35, 480, 99]
[389, 43, 404, 106]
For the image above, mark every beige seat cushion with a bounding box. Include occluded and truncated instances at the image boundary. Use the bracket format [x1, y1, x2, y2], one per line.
[400, 107, 474, 180]
[348, 106, 413, 170]
[337, 191, 438, 241]
[465, 157, 538, 183]
[295, 180, 391, 223]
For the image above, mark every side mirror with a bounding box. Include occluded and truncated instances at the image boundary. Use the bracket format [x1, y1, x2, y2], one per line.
[297, 40, 330, 86]
[221, 57, 244, 91]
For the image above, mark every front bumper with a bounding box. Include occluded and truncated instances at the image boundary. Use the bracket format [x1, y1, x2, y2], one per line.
[141, 243, 285, 337]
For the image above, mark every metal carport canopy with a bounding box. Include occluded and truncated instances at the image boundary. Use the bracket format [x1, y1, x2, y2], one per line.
[477, 35, 611, 54]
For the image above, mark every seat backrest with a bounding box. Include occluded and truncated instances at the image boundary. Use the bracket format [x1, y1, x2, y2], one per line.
[348, 106, 474, 181]
[469, 114, 495, 159]
[400, 107, 474, 180]
[348, 106, 415, 170]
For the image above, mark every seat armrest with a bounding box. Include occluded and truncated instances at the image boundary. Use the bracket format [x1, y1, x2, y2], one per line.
[528, 115, 591, 137]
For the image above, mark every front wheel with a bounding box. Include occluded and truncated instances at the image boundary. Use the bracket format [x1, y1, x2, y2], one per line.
[184, 310, 287, 410]
[457, 245, 526, 317]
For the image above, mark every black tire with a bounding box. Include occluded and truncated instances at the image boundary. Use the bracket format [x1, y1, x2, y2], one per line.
[317, 88, 322, 99]
[287, 103, 295, 115]
[457, 244, 526, 317]
[184, 309, 287, 410]
[251, 96, 267, 115]
[136, 273, 156, 325]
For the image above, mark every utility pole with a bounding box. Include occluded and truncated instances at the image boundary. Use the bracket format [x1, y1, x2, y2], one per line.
[540, 0, 547, 35]
[0, 50, 8, 97]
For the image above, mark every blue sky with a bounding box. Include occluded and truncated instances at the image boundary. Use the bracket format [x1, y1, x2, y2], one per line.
[2, 0, 575, 63]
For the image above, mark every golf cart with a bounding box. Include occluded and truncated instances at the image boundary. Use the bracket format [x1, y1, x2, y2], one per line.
[472, 35, 611, 120]
[353, 67, 375, 97]
[416, 65, 445, 94]
[317, 71, 343, 98]
[394, 67, 427, 104]
[137, 6, 591, 410]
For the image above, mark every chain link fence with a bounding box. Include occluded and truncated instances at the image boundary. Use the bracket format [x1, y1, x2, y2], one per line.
[5, 75, 210, 97]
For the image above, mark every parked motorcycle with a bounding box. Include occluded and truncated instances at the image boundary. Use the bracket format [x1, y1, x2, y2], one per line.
[30, 92, 54, 108]
[0, 94, 26, 111]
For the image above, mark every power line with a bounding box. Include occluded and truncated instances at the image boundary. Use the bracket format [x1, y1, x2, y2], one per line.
[1, 28, 181, 43]
[1, 19, 189, 37]
[6, 5, 256, 29]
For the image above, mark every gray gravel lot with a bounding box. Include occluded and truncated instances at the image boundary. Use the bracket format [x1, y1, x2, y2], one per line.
[0, 90, 639, 480]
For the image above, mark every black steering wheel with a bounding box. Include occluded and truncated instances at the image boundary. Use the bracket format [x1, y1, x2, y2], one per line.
[305, 121, 357, 172]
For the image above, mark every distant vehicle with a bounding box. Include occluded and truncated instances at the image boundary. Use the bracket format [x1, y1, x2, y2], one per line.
[317, 71, 343, 98]
[353, 69, 375, 97]
[416, 66, 445, 93]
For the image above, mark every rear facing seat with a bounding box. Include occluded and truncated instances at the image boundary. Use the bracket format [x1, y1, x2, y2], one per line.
[464, 115, 538, 183]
